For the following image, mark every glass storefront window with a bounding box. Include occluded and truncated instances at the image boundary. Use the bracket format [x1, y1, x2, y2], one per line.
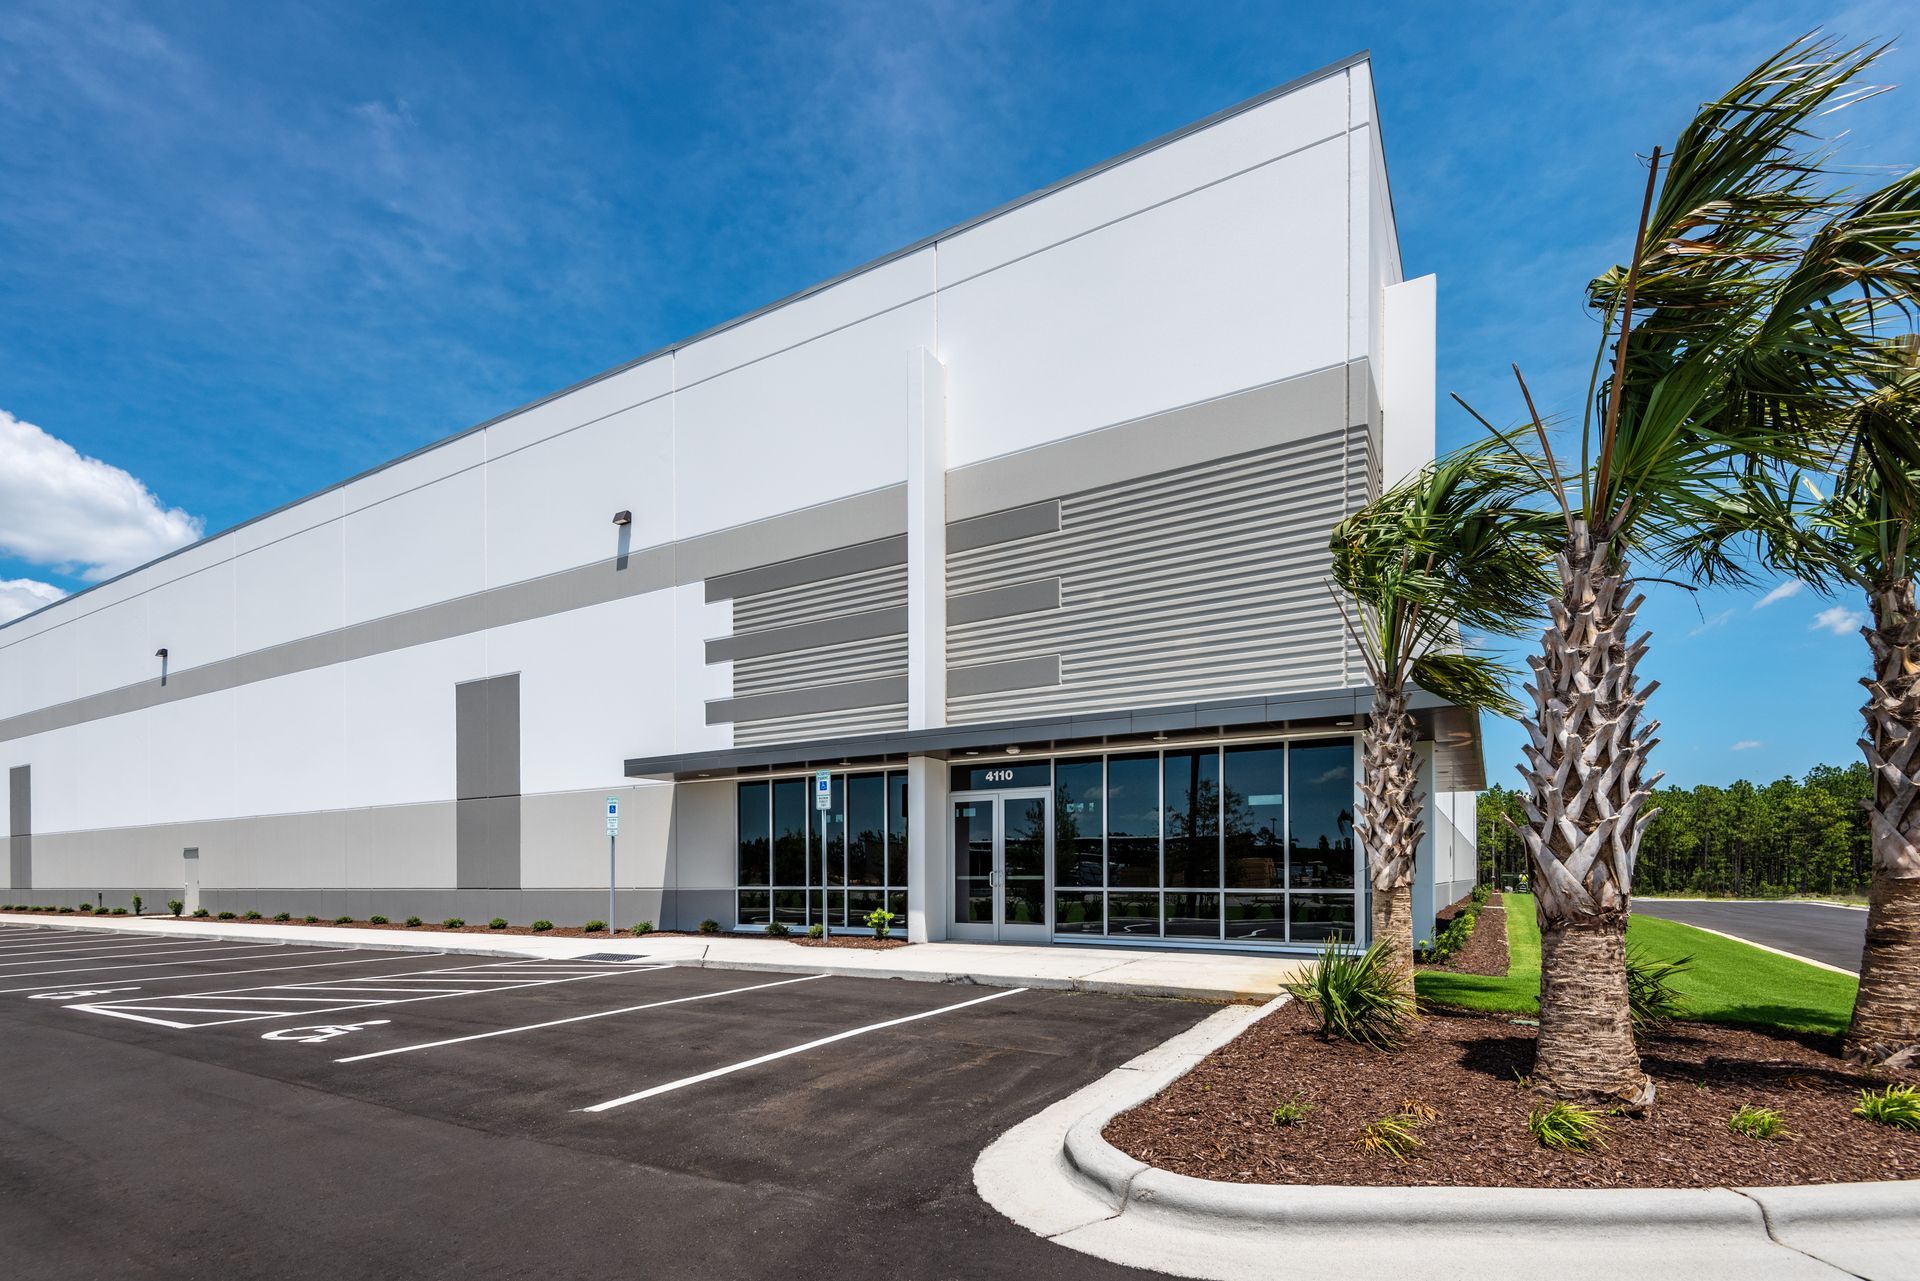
[848, 774, 885, 886]
[1054, 891, 1103, 934]
[1054, 758, 1104, 889]
[772, 779, 808, 886]
[886, 773, 909, 886]
[1223, 745, 1285, 889]
[1162, 750, 1220, 889]
[1288, 740, 1357, 890]
[736, 781, 770, 887]
[1105, 753, 1160, 889]
[1163, 891, 1221, 938]
[737, 890, 771, 925]
[1224, 892, 1285, 940]
[1107, 891, 1159, 937]
[1290, 891, 1356, 942]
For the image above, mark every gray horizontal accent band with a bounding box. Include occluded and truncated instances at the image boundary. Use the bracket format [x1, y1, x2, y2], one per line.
[0, 486, 909, 747]
[947, 655, 1061, 699]
[706, 606, 908, 664]
[946, 501, 1060, 554]
[704, 533, 908, 603]
[947, 578, 1061, 626]
[705, 676, 910, 726]
[945, 362, 1357, 521]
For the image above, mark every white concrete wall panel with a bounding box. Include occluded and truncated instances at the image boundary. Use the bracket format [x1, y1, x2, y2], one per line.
[340, 633, 480, 807]
[941, 141, 1350, 468]
[228, 665, 349, 818]
[342, 466, 487, 625]
[235, 518, 345, 653]
[672, 583, 731, 757]
[485, 398, 675, 586]
[140, 688, 237, 826]
[482, 357, 675, 459]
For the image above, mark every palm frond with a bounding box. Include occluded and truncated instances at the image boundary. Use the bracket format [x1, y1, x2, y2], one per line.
[1410, 651, 1523, 718]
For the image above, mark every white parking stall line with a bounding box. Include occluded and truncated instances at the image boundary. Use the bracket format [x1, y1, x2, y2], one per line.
[0, 940, 245, 967]
[579, 987, 1027, 1113]
[0, 935, 194, 953]
[69, 958, 669, 1030]
[0, 944, 292, 982]
[336, 973, 825, 1063]
[0, 949, 377, 995]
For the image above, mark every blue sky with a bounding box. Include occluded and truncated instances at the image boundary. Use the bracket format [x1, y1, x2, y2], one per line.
[0, 0, 1911, 789]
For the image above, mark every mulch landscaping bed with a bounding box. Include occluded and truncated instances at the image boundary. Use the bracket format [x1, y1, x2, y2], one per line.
[106, 916, 913, 947]
[794, 935, 909, 950]
[1105, 1000, 1920, 1188]
[1419, 894, 1510, 977]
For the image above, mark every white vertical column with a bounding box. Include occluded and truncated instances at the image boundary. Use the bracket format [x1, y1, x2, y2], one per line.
[905, 347, 950, 945]
[1381, 274, 1437, 487]
[905, 347, 948, 732]
[905, 754, 949, 942]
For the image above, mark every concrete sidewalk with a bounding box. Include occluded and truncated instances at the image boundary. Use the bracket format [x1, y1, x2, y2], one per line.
[0, 912, 1303, 1002]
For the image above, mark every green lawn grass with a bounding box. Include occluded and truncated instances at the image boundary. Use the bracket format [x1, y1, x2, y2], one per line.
[1414, 893, 1858, 1035]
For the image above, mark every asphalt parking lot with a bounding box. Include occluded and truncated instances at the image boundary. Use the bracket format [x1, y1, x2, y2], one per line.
[0, 922, 1208, 1280]
[1634, 898, 1868, 972]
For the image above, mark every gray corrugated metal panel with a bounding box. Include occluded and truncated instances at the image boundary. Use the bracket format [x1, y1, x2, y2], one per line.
[945, 501, 1061, 554]
[730, 562, 908, 633]
[9, 765, 30, 837]
[732, 703, 908, 748]
[705, 606, 907, 664]
[947, 655, 1062, 699]
[732, 636, 908, 698]
[704, 533, 907, 603]
[1267, 692, 1365, 721]
[946, 578, 1061, 626]
[454, 674, 521, 801]
[944, 365, 1353, 522]
[707, 676, 909, 726]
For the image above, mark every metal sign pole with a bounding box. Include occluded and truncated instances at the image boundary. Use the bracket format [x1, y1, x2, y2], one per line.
[605, 795, 620, 937]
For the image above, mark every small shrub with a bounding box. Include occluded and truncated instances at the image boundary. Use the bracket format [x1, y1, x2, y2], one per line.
[630, 920, 653, 937]
[583, 920, 606, 933]
[334, 915, 354, 925]
[272, 911, 291, 922]
[168, 899, 184, 917]
[404, 915, 422, 927]
[1729, 1104, 1788, 1140]
[111, 907, 127, 915]
[132, 895, 143, 915]
[1397, 1097, 1439, 1123]
[1853, 1084, 1920, 1132]
[242, 910, 262, 920]
[1270, 1099, 1311, 1127]
[1528, 1101, 1609, 1152]
[531, 919, 554, 932]
[442, 918, 465, 929]
[76, 903, 93, 913]
[1470, 883, 1491, 905]
[765, 921, 790, 938]
[806, 923, 825, 939]
[1284, 937, 1415, 1050]
[1625, 945, 1691, 1033]
[303, 915, 320, 924]
[865, 907, 896, 940]
[1356, 1114, 1421, 1161]
[368, 915, 389, 925]
[699, 918, 720, 934]
[192, 907, 211, 918]
[58, 905, 75, 914]
[216, 910, 237, 920]
[488, 917, 508, 929]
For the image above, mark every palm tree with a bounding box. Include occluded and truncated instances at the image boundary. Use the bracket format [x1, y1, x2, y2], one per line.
[1743, 336, 1920, 1066]
[1329, 443, 1555, 979]
[1466, 37, 1917, 1106]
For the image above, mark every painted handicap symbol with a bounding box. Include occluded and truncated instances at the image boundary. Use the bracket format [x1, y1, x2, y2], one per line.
[261, 1019, 391, 1044]
[31, 986, 139, 1000]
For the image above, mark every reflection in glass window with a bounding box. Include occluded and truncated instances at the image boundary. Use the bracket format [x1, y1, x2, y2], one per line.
[737, 890, 771, 925]
[772, 779, 808, 886]
[1164, 891, 1221, 938]
[1108, 891, 1160, 937]
[737, 781, 770, 887]
[1290, 892, 1356, 942]
[1163, 750, 1220, 888]
[823, 775, 846, 886]
[1105, 753, 1160, 888]
[1224, 893, 1285, 940]
[1055, 891, 1103, 934]
[1054, 758, 1104, 888]
[887, 772, 909, 886]
[848, 774, 885, 886]
[1288, 740, 1356, 889]
[1223, 746, 1285, 889]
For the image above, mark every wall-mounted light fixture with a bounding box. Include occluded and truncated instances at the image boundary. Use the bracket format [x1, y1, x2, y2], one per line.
[154, 647, 169, 659]
[1335, 719, 1354, 727]
[1004, 746, 1022, 755]
[611, 510, 632, 526]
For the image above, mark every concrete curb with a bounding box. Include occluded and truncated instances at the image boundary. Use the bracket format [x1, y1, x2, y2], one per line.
[0, 914, 1282, 1002]
[976, 998, 1920, 1280]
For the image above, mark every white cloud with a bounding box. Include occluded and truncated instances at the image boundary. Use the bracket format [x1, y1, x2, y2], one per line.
[0, 409, 201, 582]
[1730, 740, 1764, 752]
[1811, 606, 1869, 637]
[0, 578, 64, 623]
[1753, 581, 1804, 609]
[1687, 608, 1735, 638]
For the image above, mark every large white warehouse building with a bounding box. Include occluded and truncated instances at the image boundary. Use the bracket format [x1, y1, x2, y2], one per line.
[1, 53, 1477, 949]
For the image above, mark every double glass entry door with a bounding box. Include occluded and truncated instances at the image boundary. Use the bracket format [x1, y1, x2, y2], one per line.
[951, 790, 1050, 942]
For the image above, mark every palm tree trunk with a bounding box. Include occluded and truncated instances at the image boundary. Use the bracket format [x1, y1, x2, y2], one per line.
[1359, 685, 1421, 978]
[1518, 520, 1658, 1108]
[1845, 579, 1920, 1069]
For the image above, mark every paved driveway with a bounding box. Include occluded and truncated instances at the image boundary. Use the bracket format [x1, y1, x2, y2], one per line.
[1634, 899, 1867, 972]
[0, 923, 1207, 1280]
